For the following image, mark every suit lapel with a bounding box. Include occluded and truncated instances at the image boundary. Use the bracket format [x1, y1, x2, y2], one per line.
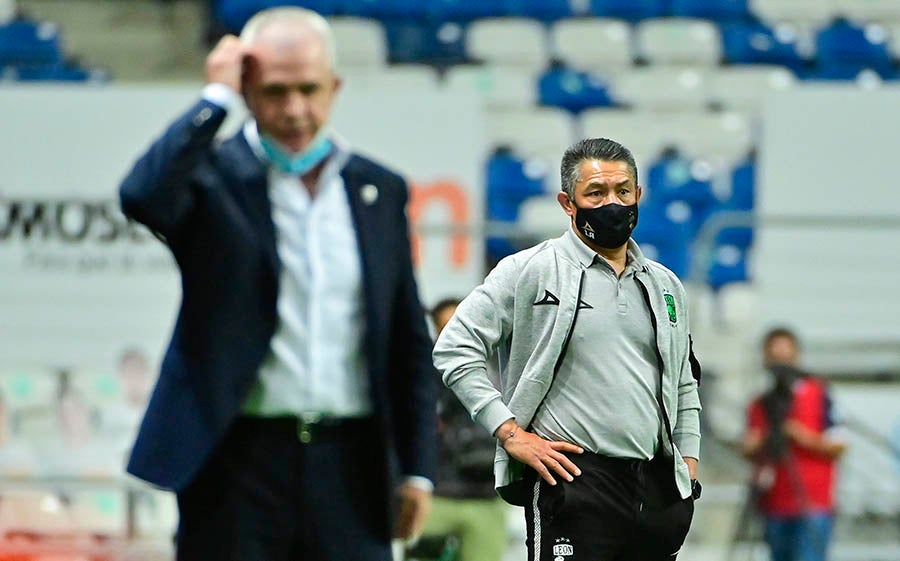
[341, 156, 379, 365]
[219, 133, 280, 275]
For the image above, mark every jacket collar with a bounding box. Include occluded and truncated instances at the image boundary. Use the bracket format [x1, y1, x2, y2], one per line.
[559, 226, 649, 272]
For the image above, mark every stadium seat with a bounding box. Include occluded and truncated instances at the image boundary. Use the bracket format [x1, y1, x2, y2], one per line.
[552, 18, 633, 74]
[384, 19, 468, 65]
[671, 0, 750, 21]
[612, 67, 709, 111]
[467, 18, 548, 70]
[708, 65, 796, 113]
[663, 111, 753, 165]
[484, 106, 573, 160]
[427, 0, 508, 21]
[831, 0, 900, 24]
[633, 202, 693, 278]
[339, 0, 429, 20]
[727, 155, 755, 211]
[508, 0, 575, 22]
[589, 0, 668, 21]
[719, 20, 807, 71]
[707, 243, 750, 289]
[517, 195, 567, 239]
[485, 147, 547, 263]
[346, 64, 440, 91]
[805, 64, 895, 81]
[636, 18, 723, 66]
[215, 0, 263, 33]
[646, 149, 720, 235]
[538, 61, 615, 113]
[443, 64, 539, 108]
[750, 0, 838, 27]
[330, 17, 387, 71]
[815, 19, 893, 75]
[11, 62, 105, 82]
[580, 109, 669, 174]
[0, 20, 62, 67]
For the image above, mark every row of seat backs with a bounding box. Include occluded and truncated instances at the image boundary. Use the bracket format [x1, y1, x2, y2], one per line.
[214, 0, 900, 30]
[321, 16, 900, 71]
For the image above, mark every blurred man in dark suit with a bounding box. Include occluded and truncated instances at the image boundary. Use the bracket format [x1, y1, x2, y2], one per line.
[119, 7, 437, 560]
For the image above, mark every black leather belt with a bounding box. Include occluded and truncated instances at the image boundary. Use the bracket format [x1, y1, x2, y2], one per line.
[237, 414, 372, 444]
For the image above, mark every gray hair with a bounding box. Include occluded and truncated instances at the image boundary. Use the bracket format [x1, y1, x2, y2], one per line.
[560, 138, 638, 199]
[240, 7, 337, 69]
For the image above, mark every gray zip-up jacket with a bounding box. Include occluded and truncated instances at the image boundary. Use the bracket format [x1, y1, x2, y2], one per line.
[433, 232, 701, 504]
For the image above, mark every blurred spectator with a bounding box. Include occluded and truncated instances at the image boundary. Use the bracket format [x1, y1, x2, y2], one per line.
[742, 327, 847, 561]
[99, 348, 153, 463]
[40, 377, 118, 478]
[417, 297, 508, 561]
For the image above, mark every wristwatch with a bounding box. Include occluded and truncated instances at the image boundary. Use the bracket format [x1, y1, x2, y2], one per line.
[691, 479, 702, 500]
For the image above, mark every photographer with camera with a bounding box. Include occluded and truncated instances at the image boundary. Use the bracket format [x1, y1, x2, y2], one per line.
[742, 328, 847, 561]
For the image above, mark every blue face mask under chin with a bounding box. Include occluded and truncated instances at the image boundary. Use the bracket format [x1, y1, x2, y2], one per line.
[259, 132, 334, 175]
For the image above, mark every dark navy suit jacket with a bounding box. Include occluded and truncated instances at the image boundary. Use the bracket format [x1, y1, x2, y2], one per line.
[119, 100, 438, 507]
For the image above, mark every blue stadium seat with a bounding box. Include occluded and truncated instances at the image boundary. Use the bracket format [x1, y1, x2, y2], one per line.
[485, 147, 546, 263]
[707, 244, 749, 289]
[0, 20, 63, 67]
[719, 21, 806, 72]
[647, 150, 720, 237]
[727, 156, 755, 211]
[14, 63, 106, 82]
[427, 0, 507, 21]
[589, 0, 669, 21]
[216, 0, 340, 33]
[384, 20, 468, 64]
[508, 0, 574, 21]
[671, 0, 748, 20]
[538, 62, 615, 113]
[805, 64, 896, 81]
[815, 19, 893, 76]
[633, 204, 692, 278]
[486, 147, 545, 222]
[340, 0, 429, 20]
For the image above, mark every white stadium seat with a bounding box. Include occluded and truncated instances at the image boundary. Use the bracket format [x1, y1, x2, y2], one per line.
[517, 195, 567, 239]
[329, 17, 387, 71]
[343, 65, 440, 94]
[662, 111, 754, 165]
[580, 109, 670, 177]
[750, 0, 838, 27]
[708, 65, 797, 114]
[552, 18, 633, 73]
[612, 67, 709, 112]
[443, 64, 539, 109]
[467, 18, 549, 71]
[484, 106, 574, 159]
[636, 18, 722, 66]
[833, 0, 900, 24]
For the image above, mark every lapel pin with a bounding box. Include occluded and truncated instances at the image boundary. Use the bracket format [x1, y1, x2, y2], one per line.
[361, 184, 379, 205]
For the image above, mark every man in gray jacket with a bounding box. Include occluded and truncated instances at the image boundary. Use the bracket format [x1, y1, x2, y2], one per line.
[433, 138, 702, 560]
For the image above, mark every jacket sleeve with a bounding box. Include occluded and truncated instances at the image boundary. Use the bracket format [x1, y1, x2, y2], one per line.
[433, 256, 518, 436]
[672, 285, 702, 460]
[119, 99, 227, 241]
[388, 181, 439, 481]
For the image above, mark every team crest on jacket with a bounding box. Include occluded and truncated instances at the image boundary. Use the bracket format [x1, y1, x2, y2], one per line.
[664, 293, 677, 324]
[554, 537, 574, 559]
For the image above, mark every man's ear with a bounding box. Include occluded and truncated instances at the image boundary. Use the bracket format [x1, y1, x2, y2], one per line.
[635, 185, 643, 205]
[557, 191, 576, 218]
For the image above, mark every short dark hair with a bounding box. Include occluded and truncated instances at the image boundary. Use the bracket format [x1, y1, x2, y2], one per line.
[560, 138, 638, 199]
[762, 327, 800, 351]
[430, 297, 462, 325]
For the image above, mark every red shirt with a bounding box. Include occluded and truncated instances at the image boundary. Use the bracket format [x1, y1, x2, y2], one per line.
[747, 377, 838, 515]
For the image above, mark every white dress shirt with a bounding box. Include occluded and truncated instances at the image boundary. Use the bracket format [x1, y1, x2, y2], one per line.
[201, 85, 432, 490]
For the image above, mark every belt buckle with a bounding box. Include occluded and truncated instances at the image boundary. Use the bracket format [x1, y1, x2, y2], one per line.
[297, 413, 322, 444]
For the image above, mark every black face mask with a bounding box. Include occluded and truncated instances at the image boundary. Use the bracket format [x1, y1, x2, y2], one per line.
[574, 202, 639, 249]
